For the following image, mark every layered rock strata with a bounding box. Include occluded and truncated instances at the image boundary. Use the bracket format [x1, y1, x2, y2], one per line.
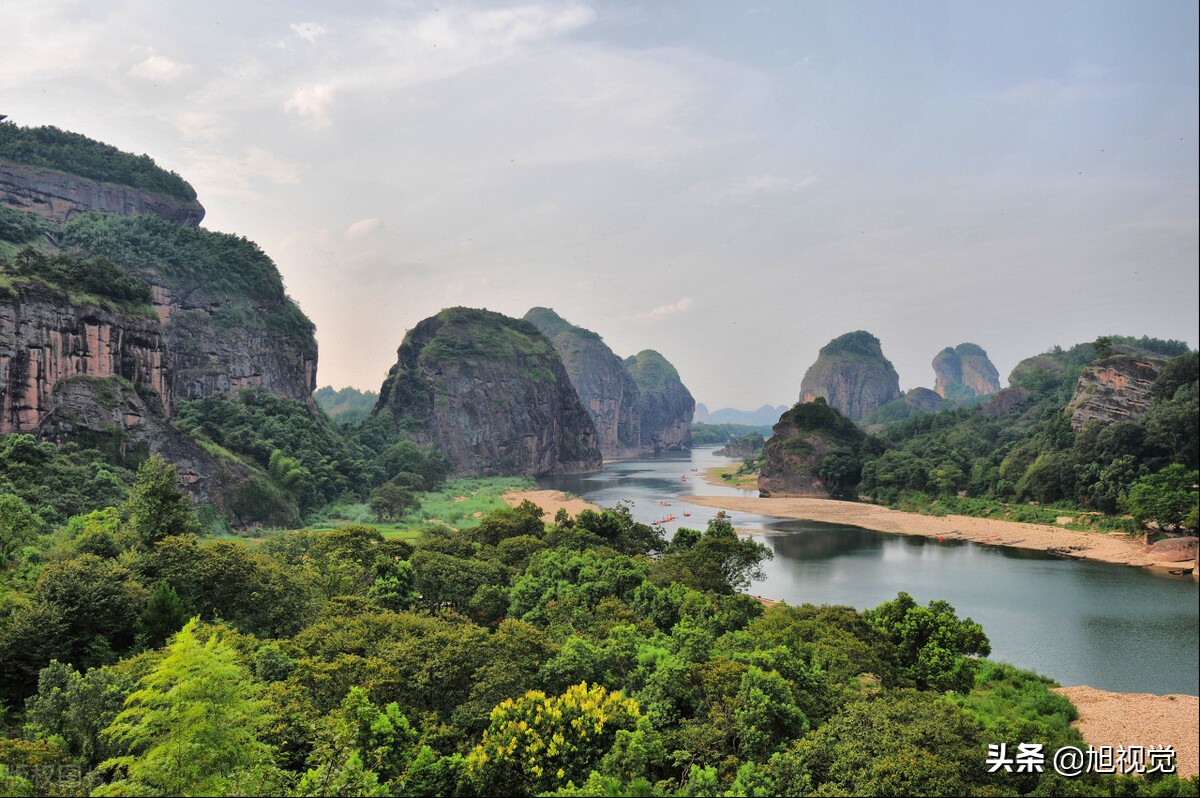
[1, 281, 169, 434]
[1068, 354, 1165, 430]
[0, 159, 204, 227]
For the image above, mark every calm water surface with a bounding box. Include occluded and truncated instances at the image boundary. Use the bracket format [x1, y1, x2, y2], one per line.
[542, 447, 1199, 695]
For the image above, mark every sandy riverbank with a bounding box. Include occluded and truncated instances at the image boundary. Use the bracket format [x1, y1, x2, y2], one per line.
[684, 494, 1194, 572]
[502, 489, 600, 518]
[1055, 687, 1198, 777]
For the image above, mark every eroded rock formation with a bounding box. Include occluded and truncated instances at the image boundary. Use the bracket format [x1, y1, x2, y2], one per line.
[374, 307, 602, 477]
[933, 343, 1001, 399]
[623, 349, 694, 452]
[1, 281, 169, 434]
[799, 331, 900, 421]
[523, 307, 641, 459]
[1068, 354, 1165, 430]
[758, 399, 867, 498]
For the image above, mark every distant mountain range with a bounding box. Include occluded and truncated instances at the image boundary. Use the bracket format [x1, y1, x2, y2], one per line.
[694, 403, 789, 426]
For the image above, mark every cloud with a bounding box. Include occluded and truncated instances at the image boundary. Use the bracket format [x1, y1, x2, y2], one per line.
[638, 296, 693, 321]
[284, 82, 337, 126]
[412, 3, 595, 52]
[183, 147, 302, 199]
[172, 110, 224, 140]
[344, 217, 383, 240]
[725, 174, 816, 201]
[290, 22, 327, 43]
[128, 53, 186, 82]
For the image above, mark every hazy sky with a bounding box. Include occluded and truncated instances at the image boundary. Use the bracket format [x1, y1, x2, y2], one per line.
[4, 1, 1197, 409]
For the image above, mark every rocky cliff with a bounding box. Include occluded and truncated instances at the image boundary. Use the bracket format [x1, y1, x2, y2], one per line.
[758, 399, 868, 498]
[59, 215, 317, 405]
[932, 343, 1000, 400]
[0, 124, 319, 517]
[1067, 354, 1166, 430]
[523, 307, 641, 459]
[374, 307, 602, 477]
[622, 349, 694, 452]
[0, 160, 204, 228]
[799, 331, 900, 421]
[0, 280, 169, 434]
[0, 280, 245, 513]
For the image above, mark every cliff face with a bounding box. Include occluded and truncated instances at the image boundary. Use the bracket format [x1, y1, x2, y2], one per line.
[0, 160, 204, 227]
[34, 375, 238, 511]
[799, 331, 900, 421]
[1068, 354, 1165, 430]
[933, 343, 1000, 400]
[374, 307, 602, 477]
[150, 283, 317, 404]
[1, 125, 319, 518]
[0, 281, 169, 434]
[758, 399, 867, 498]
[622, 350, 694, 452]
[0, 281, 241, 511]
[523, 307, 641, 459]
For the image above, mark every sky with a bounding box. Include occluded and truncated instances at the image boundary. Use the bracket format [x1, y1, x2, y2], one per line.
[3, 0, 1197, 409]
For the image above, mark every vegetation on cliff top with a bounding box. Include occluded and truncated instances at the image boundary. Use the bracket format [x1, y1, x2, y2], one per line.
[417, 307, 558, 375]
[816, 329, 890, 360]
[0, 123, 198, 203]
[60, 212, 315, 346]
[524, 306, 604, 344]
[623, 349, 682, 395]
[0, 247, 155, 317]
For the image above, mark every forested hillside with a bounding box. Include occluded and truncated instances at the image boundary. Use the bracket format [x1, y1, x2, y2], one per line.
[3, 463, 1194, 796]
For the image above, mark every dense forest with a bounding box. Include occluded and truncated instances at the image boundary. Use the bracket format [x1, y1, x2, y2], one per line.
[2, 460, 1195, 796]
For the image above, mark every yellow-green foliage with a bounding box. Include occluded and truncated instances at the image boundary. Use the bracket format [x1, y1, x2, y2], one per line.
[467, 682, 641, 795]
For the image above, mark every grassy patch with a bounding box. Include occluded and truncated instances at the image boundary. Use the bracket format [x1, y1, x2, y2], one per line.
[707, 465, 758, 489]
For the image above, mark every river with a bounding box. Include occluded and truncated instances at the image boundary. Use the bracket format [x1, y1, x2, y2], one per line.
[541, 446, 1200, 695]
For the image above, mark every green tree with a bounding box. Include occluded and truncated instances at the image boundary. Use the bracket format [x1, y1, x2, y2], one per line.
[368, 483, 419, 522]
[651, 518, 772, 595]
[136, 581, 187, 648]
[777, 690, 986, 796]
[125, 456, 199, 546]
[296, 687, 416, 797]
[0, 493, 43, 565]
[1127, 464, 1199, 534]
[24, 660, 134, 772]
[865, 592, 990, 693]
[95, 619, 285, 796]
